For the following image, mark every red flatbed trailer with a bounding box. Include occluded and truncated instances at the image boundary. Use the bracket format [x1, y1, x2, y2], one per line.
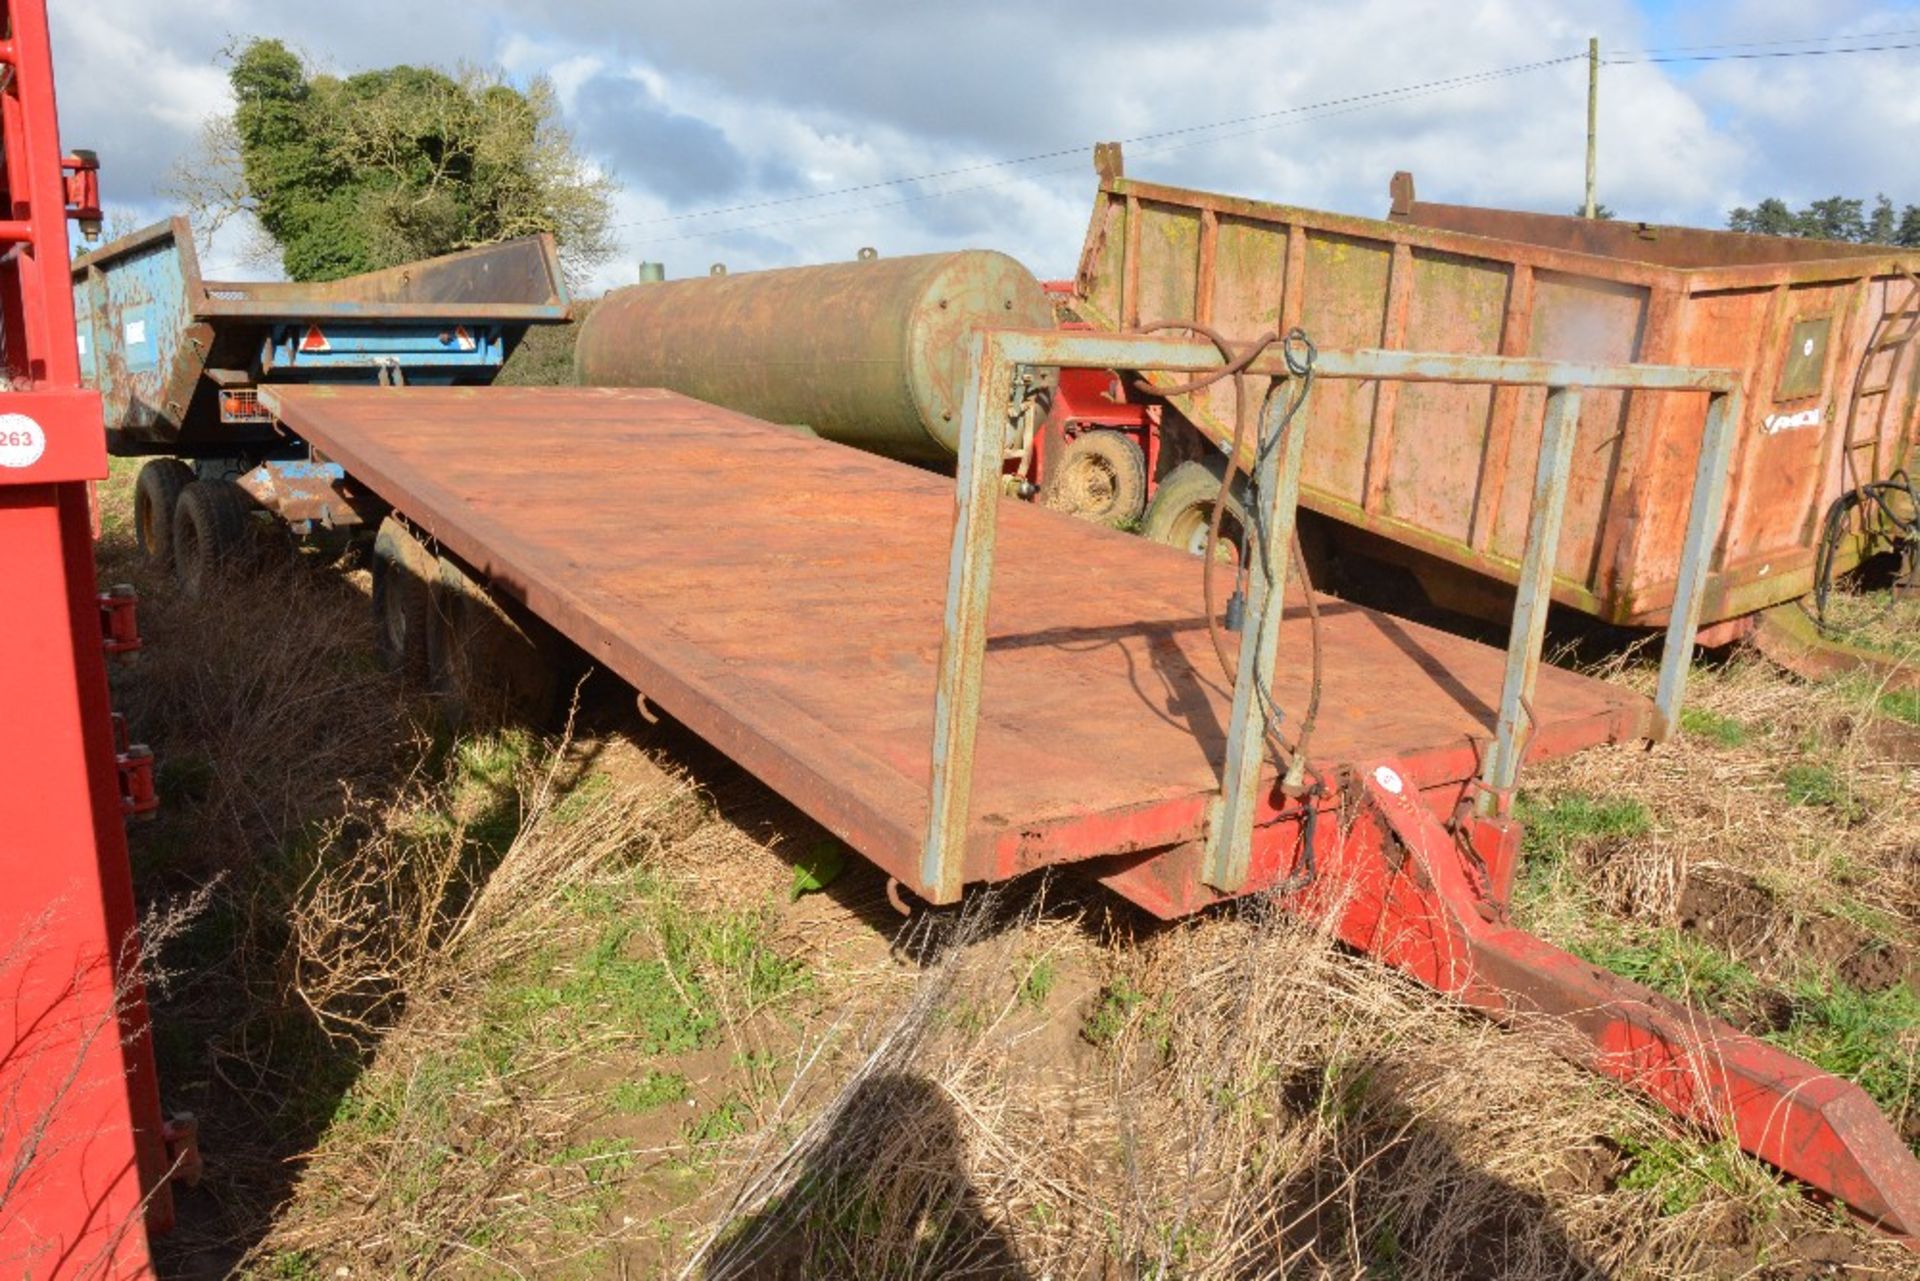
[259, 383, 1647, 914]
[256, 355, 1920, 1240]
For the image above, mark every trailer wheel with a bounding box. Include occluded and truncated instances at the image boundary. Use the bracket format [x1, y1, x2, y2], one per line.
[171, 479, 254, 598]
[1142, 459, 1248, 563]
[133, 459, 195, 567]
[371, 517, 435, 682]
[425, 555, 561, 731]
[1041, 430, 1148, 527]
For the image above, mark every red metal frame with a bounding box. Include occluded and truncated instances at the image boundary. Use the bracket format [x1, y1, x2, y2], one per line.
[0, 3, 170, 1276]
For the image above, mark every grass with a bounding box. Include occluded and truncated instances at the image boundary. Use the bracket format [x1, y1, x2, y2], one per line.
[1880, 686, 1920, 725]
[611, 1071, 689, 1115]
[1678, 706, 1748, 747]
[1614, 1134, 1781, 1218]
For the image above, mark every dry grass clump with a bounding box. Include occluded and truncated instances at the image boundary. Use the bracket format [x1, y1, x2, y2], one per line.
[247, 742, 825, 1278]
[118, 555, 414, 876]
[687, 888, 1865, 1280]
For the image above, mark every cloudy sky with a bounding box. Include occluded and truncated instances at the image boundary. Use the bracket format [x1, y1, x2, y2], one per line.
[49, 0, 1920, 292]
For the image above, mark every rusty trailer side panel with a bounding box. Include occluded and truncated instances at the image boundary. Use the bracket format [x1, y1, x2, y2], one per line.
[258, 384, 1648, 904]
[1074, 171, 1920, 627]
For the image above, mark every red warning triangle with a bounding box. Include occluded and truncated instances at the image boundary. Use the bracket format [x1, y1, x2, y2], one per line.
[299, 325, 330, 353]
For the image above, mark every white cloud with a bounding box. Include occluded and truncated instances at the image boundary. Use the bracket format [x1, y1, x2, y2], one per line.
[44, 0, 1920, 294]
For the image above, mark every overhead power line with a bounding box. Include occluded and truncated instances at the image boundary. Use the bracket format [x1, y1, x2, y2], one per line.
[1607, 38, 1920, 65]
[615, 54, 1580, 232]
[624, 55, 1581, 243]
[1614, 24, 1920, 57]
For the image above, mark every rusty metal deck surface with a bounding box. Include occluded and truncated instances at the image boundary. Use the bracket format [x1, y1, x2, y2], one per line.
[265, 385, 1652, 896]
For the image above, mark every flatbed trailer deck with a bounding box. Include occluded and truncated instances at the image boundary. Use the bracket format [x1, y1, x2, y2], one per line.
[261, 383, 1647, 914]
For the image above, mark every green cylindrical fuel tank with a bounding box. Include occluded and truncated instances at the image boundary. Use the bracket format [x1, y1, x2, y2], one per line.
[574, 250, 1053, 463]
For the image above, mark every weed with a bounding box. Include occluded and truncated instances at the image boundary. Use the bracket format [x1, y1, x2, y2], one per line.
[612, 1072, 690, 1115]
[789, 838, 847, 899]
[686, 1097, 750, 1148]
[1779, 761, 1872, 825]
[1512, 790, 1652, 920]
[1679, 706, 1748, 747]
[1081, 975, 1143, 1047]
[262, 1249, 320, 1279]
[1019, 955, 1058, 1008]
[671, 907, 810, 1008]
[1616, 1134, 1764, 1217]
[1781, 762, 1843, 808]
[555, 1135, 638, 1184]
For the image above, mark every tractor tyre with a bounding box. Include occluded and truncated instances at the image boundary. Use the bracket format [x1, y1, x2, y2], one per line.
[1141, 458, 1249, 563]
[1040, 430, 1149, 528]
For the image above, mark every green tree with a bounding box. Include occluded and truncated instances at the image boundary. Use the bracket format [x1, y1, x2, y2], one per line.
[1728, 193, 1920, 246]
[174, 39, 614, 284]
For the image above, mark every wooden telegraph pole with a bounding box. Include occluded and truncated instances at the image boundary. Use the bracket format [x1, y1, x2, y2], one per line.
[1584, 37, 1599, 218]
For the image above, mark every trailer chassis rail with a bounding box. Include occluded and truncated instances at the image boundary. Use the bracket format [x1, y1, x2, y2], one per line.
[927, 329, 1919, 1240]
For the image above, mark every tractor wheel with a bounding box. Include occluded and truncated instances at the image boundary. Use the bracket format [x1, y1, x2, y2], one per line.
[424, 554, 561, 732]
[1141, 459, 1248, 563]
[170, 479, 254, 598]
[133, 459, 195, 567]
[1040, 430, 1149, 527]
[370, 516, 435, 682]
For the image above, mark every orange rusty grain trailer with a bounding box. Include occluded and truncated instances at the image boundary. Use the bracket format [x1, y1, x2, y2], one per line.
[1073, 149, 1920, 631]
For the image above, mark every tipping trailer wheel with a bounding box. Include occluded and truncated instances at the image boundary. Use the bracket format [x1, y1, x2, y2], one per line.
[425, 554, 563, 732]
[1040, 429, 1149, 527]
[1142, 458, 1248, 564]
[133, 459, 195, 568]
[371, 517, 435, 682]
[170, 479, 255, 598]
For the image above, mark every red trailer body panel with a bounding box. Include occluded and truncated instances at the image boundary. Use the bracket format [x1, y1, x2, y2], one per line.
[0, 2, 170, 1276]
[1074, 170, 1920, 626]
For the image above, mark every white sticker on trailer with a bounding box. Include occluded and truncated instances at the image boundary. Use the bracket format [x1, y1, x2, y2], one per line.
[1763, 406, 1822, 434]
[0, 413, 47, 468]
[125, 319, 146, 345]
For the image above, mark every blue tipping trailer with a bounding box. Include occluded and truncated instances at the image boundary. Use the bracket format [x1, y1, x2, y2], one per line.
[70, 217, 570, 575]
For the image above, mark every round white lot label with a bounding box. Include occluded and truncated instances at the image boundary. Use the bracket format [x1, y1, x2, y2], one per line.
[0, 413, 46, 468]
[1372, 765, 1405, 795]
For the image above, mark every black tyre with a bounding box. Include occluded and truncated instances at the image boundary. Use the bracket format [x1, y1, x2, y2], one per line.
[170, 479, 254, 597]
[1141, 458, 1248, 563]
[1040, 430, 1149, 527]
[425, 555, 561, 731]
[133, 459, 195, 567]
[371, 517, 435, 682]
